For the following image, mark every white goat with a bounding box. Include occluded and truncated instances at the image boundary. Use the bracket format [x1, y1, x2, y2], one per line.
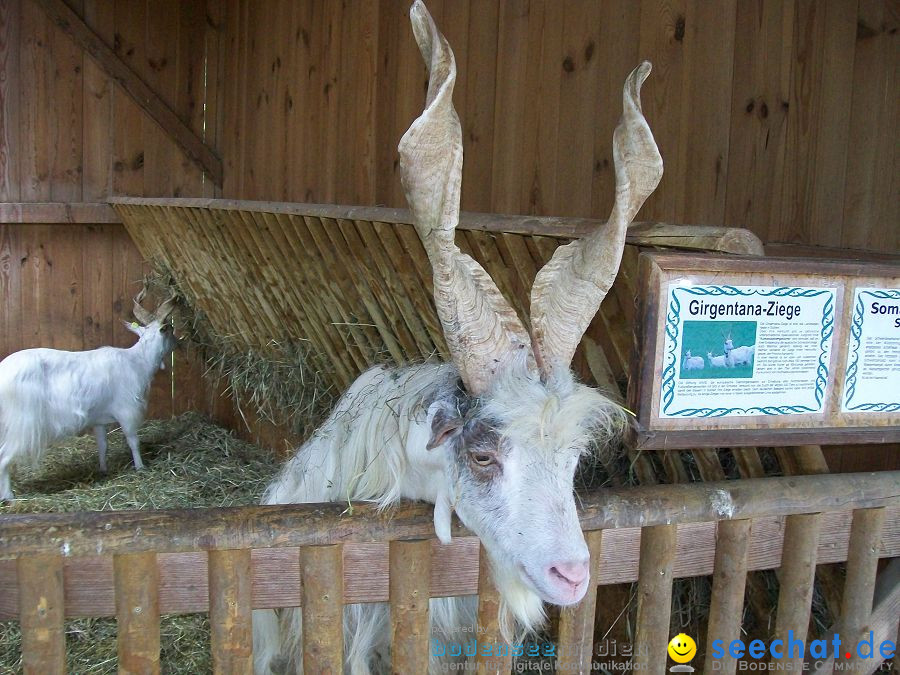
[252, 3, 663, 673]
[707, 351, 727, 368]
[0, 292, 177, 502]
[723, 338, 755, 368]
[683, 350, 705, 371]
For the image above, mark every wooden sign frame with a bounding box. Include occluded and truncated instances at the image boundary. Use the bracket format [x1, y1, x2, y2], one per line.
[627, 252, 900, 450]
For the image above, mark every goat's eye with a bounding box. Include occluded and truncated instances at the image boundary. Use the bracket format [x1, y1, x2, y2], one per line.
[470, 452, 495, 467]
[160, 324, 170, 334]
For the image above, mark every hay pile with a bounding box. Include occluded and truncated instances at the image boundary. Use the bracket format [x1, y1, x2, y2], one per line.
[144, 269, 336, 440]
[0, 412, 281, 674]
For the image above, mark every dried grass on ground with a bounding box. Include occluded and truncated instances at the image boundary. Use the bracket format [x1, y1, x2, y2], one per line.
[0, 412, 280, 675]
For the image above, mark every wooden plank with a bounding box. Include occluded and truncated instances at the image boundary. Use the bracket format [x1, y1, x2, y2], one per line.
[460, 0, 498, 212]
[675, 0, 737, 225]
[490, 0, 532, 215]
[0, 0, 21, 201]
[81, 0, 114, 200]
[475, 545, 512, 675]
[1, 506, 899, 620]
[389, 539, 431, 674]
[47, 0, 83, 202]
[19, 0, 51, 201]
[30, 0, 222, 185]
[17, 554, 65, 675]
[632, 524, 677, 675]
[636, 0, 686, 222]
[301, 544, 344, 674]
[553, 0, 601, 218]
[724, 0, 791, 244]
[807, 0, 857, 248]
[703, 519, 751, 675]
[773, 513, 822, 671]
[208, 548, 253, 674]
[557, 529, 602, 675]
[591, 1, 641, 220]
[0, 201, 120, 222]
[115, 551, 161, 675]
[841, 0, 898, 252]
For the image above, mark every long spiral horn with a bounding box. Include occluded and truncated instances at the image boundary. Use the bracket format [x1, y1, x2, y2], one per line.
[398, 0, 536, 395]
[529, 62, 663, 380]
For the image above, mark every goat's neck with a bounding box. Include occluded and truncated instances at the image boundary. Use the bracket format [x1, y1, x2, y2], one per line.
[128, 339, 167, 377]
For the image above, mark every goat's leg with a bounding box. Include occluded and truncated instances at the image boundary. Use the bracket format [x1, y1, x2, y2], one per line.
[0, 453, 13, 503]
[119, 422, 144, 470]
[94, 425, 109, 473]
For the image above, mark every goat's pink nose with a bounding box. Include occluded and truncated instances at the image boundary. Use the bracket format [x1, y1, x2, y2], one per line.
[548, 560, 590, 587]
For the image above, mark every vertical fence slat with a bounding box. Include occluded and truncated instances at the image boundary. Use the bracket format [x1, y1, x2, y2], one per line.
[209, 548, 253, 674]
[557, 529, 603, 674]
[475, 545, 512, 675]
[774, 513, 822, 670]
[17, 553, 65, 675]
[390, 539, 431, 674]
[633, 524, 677, 675]
[703, 519, 752, 675]
[841, 507, 886, 670]
[115, 552, 161, 674]
[301, 544, 344, 674]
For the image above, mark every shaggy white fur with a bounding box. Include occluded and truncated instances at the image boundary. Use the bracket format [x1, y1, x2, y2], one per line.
[252, 362, 624, 674]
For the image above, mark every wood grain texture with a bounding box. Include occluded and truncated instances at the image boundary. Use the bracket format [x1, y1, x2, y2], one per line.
[632, 524, 677, 675]
[300, 544, 343, 675]
[17, 554, 65, 675]
[773, 513, 822, 671]
[474, 545, 513, 675]
[114, 552, 161, 675]
[703, 519, 751, 675]
[389, 539, 431, 675]
[1, 1, 895, 252]
[557, 529, 602, 675]
[208, 548, 253, 674]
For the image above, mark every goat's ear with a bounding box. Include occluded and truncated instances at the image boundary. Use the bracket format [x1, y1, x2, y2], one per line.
[123, 320, 145, 337]
[426, 402, 464, 450]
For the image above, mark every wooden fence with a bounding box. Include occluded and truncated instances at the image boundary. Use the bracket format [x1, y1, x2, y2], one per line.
[1, 471, 898, 674]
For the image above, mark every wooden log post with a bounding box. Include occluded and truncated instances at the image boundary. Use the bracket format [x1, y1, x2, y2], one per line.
[703, 519, 752, 675]
[840, 508, 887, 671]
[557, 530, 603, 674]
[633, 525, 677, 675]
[208, 548, 253, 674]
[773, 514, 822, 670]
[475, 546, 512, 675]
[114, 552, 161, 675]
[301, 544, 344, 675]
[390, 539, 431, 674]
[17, 554, 65, 675]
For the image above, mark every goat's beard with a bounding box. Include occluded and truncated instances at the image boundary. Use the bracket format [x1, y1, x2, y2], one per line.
[481, 549, 548, 642]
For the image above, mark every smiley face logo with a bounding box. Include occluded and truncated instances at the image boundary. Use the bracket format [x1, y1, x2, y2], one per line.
[667, 633, 697, 663]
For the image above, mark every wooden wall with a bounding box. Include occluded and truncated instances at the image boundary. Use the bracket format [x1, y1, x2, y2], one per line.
[0, 0, 223, 201]
[0, 0, 896, 250]
[220, 0, 898, 253]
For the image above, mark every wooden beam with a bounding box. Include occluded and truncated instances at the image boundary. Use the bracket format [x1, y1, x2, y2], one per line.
[0, 202, 121, 223]
[29, 0, 223, 186]
[1, 472, 897, 559]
